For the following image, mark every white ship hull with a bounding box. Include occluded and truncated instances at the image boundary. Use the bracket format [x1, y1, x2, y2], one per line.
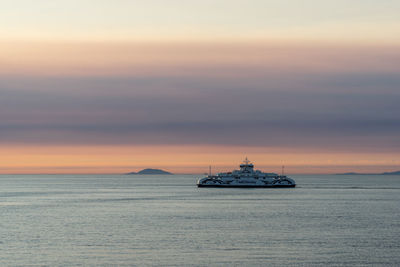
[197, 183, 296, 188]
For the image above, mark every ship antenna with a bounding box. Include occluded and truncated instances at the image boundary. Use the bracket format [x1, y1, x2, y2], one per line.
[282, 165, 285, 176]
[209, 165, 212, 176]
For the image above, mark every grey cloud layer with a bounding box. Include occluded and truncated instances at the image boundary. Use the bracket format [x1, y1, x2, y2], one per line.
[1, 41, 400, 152]
[1, 69, 399, 152]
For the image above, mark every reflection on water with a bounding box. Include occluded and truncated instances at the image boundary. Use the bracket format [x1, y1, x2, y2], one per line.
[0, 174, 399, 266]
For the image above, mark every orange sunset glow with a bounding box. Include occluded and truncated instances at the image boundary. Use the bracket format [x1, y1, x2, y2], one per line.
[1, 145, 399, 174]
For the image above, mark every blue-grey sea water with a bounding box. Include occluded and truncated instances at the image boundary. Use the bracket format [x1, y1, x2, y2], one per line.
[1, 174, 399, 266]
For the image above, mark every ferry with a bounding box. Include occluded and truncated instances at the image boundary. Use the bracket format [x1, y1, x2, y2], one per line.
[197, 158, 296, 188]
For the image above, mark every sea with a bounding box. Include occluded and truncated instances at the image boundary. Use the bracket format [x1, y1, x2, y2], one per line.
[0, 174, 399, 266]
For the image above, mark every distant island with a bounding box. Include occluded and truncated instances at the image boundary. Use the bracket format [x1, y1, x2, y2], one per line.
[335, 170, 400, 175]
[126, 168, 172, 175]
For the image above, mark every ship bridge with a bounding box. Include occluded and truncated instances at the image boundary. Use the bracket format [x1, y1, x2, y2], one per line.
[239, 157, 254, 173]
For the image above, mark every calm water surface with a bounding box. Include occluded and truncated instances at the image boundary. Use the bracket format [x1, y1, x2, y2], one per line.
[1, 174, 399, 266]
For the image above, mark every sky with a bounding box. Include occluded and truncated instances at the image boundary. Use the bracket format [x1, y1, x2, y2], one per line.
[1, 1, 400, 174]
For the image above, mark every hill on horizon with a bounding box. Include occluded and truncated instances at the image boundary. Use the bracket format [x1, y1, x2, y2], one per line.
[126, 168, 172, 175]
[335, 170, 400, 175]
